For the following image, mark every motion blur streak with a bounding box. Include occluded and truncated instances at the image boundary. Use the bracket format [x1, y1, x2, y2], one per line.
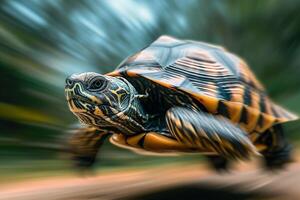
[0, 0, 300, 199]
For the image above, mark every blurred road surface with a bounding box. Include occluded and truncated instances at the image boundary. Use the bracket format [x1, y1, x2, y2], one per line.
[1, 159, 300, 200]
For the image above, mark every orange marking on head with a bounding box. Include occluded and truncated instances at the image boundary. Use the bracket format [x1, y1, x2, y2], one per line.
[94, 107, 104, 116]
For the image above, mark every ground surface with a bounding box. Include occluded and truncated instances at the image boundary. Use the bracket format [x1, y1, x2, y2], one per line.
[1, 159, 300, 200]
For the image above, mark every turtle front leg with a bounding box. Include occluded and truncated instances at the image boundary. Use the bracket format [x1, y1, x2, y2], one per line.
[166, 107, 258, 160]
[68, 127, 109, 169]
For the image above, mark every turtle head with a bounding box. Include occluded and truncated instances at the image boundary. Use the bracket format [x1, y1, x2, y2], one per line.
[65, 72, 134, 127]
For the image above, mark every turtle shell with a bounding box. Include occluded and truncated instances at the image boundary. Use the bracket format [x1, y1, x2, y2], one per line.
[107, 35, 298, 134]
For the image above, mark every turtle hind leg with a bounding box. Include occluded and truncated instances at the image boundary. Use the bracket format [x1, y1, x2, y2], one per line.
[206, 155, 230, 172]
[258, 125, 293, 170]
[166, 107, 258, 160]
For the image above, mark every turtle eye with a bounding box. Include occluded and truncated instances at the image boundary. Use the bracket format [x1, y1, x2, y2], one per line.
[88, 78, 106, 91]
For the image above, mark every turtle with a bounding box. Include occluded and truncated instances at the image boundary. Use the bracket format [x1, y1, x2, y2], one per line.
[65, 35, 298, 171]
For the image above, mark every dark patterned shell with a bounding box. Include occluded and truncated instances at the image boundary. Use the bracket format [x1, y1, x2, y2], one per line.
[107, 35, 298, 134]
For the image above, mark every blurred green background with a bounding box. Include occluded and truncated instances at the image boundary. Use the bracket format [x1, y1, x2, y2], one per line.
[1, 0, 300, 180]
